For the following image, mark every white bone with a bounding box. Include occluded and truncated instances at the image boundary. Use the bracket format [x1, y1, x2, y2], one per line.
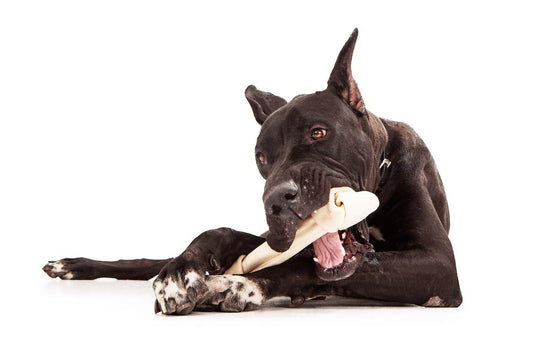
[225, 187, 379, 274]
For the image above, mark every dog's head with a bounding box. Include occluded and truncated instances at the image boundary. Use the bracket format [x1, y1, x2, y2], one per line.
[245, 29, 387, 281]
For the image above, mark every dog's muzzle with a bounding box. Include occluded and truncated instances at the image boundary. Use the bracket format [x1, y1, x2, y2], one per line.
[263, 179, 301, 252]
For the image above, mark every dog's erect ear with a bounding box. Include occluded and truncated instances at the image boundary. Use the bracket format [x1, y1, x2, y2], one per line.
[327, 28, 366, 115]
[245, 85, 287, 125]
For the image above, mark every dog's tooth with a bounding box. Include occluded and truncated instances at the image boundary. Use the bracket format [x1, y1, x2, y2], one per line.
[313, 257, 319, 263]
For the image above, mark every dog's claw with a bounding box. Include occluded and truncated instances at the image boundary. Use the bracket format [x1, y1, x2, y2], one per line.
[154, 300, 161, 314]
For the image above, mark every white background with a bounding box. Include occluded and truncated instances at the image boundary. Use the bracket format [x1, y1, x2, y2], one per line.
[1, 1, 531, 354]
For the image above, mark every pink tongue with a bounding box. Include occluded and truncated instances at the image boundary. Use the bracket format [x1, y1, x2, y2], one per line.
[313, 232, 345, 269]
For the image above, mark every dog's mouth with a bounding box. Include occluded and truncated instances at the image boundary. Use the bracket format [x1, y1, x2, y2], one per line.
[312, 226, 374, 281]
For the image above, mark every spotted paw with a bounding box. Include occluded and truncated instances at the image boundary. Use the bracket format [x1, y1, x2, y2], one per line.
[153, 268, 209, 315]
[205, 275, 265, 312]
[42, 259, 81, 279]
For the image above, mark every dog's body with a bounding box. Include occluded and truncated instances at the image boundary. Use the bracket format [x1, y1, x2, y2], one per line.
[44, 29, 462, 314]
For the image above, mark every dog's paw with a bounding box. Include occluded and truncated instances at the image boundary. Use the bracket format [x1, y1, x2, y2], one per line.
[153, 266, 265, 315]
[42, 259, 79, 279]
[204, 275, 265, 312]
[153, 267, 210, 315]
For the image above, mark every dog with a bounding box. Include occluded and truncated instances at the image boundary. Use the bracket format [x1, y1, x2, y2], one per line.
[43, 28, 462, 314]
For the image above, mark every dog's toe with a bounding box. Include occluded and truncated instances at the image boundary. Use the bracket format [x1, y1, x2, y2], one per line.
[175, 302, 195, 315]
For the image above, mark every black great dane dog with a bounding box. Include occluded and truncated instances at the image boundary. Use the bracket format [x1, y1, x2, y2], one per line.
[43, 28, 462, 314]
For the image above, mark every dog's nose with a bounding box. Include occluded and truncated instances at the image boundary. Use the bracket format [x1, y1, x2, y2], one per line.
[264, 179, 300, 217]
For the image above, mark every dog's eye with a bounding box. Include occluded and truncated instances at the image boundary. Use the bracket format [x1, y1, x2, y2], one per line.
[256, 152, 267, 165]
[311, 127, 327, 140]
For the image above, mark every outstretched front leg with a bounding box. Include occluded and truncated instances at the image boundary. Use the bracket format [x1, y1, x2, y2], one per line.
[42, 228, 262, 281]
[43, 257, 173, 280]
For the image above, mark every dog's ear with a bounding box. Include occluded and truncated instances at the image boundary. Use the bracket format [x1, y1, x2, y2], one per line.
[327, 28, 366, 115]
[245, 85, 287, 125]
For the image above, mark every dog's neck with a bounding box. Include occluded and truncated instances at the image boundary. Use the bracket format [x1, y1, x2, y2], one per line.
[367, 111, 388, 153]
[364, 111, 389, 192]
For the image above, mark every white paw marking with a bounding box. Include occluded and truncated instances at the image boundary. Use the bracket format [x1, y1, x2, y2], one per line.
[49, 261, 66, 273]
[44, 260, 72, 279]
[184, 271, 201, 288]
[207, 275, 264, 306]
[423, 295, 445, 307]
[153, 271, 202, 314]
[153, 272, 264, 314]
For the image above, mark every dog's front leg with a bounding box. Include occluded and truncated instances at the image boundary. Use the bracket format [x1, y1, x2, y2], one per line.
[244, 248, 463, 307]
[153, 227, 265, 315]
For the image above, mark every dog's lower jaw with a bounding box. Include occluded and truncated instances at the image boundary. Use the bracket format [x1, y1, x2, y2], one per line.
[313, 226, 374, 282]
[314, 258, 358, 281]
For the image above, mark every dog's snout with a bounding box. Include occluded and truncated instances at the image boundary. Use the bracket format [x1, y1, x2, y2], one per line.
[264, 179, 300, 217]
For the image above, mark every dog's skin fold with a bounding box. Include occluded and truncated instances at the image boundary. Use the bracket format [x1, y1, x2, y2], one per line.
[43, 28, 462, 314]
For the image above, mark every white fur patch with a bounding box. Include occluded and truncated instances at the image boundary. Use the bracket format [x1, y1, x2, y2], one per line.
[163, 277, 182, 298]
[153, 274, 191, 314]
[43, 260, 72, 279]
[153, 272, 265, 314]
[423, 296, 445, 307]
[207, 275, 264, 306]
[49, 261, 65, 273]
[184, 271, 201, 288]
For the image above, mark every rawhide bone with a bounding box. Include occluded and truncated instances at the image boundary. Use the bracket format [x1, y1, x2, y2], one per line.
[225, 187, 379, 275]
